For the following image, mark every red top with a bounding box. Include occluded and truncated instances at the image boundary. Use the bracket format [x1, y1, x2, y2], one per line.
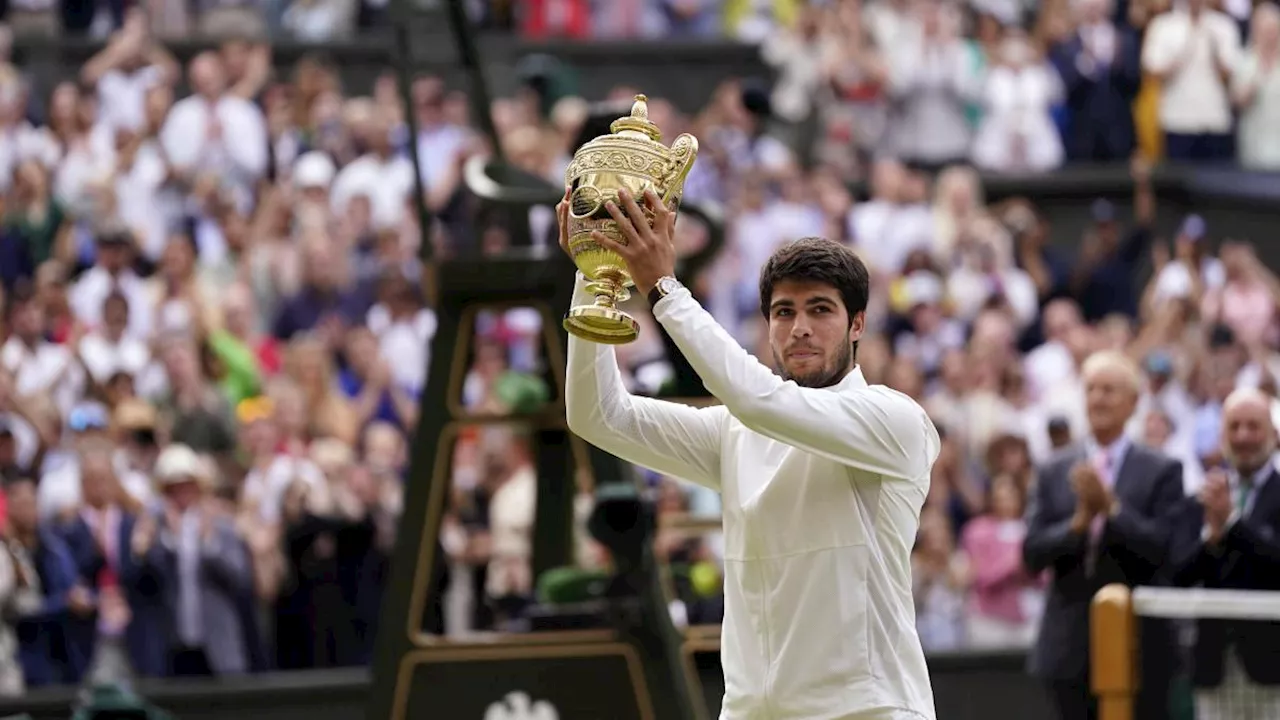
[520, 0, 592, 39]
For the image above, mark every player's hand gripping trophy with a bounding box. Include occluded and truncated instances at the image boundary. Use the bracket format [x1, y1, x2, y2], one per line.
[559, 94, 698, 344]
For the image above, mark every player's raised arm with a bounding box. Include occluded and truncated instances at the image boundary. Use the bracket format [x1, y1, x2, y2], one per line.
[592, 188, 938, 484]
[559, 196, 725, 491]
[653, 284, 938, 482]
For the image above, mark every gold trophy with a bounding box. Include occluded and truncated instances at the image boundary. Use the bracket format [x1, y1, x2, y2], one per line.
[562, 94, 699, 344]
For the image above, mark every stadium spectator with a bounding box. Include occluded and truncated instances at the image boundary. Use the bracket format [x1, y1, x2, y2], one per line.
[887, 0, 975, 169]
[1024, 351, 1183, 720]
[1233, 3, 1280, 170]
[971, 29, 1065, 173]
[1170, 388, 1280, 720]
[912, 507, 968, 651]
[137, 443, 252, 677]
[1069, 161, 1155, 322]
[1140, 0, 1241, 161]
[960, 473, 1044, 649]
[3, 474, 79, 690]
[1050, 0, 1142, 162]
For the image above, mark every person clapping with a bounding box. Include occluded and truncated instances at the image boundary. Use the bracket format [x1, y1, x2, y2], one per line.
[129, 444, 251, 678]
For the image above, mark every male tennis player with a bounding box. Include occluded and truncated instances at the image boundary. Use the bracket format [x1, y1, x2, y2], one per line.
[562, 187, 939, 720]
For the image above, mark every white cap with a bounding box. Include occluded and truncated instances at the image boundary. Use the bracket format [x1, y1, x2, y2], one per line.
[292, 151, 336, 190]
[155, 444, 207, 485]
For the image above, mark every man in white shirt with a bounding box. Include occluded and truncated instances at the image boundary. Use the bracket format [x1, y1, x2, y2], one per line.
[1024, 299, 1084, 404]
[1142, 0, 1241, 160]
[846, 160, 933, 277]
[330, 110, 416, 232]
[2, 283, 83, 419]
[68, 226, 154, 342]
[561, 187, 939, 720]
[159, 52, 267, 215]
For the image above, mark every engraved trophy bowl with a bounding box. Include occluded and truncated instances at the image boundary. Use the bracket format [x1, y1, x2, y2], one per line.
[562, 94, 699, 345]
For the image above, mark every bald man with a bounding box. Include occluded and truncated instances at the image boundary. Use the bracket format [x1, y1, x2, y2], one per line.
[1024, 350, 1183, 720]
[1170, 388, 1280, 720]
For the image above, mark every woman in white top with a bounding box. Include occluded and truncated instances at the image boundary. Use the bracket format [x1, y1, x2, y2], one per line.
[971, 32, 1066, 173]
[931, 165, 984, 264]
[1233, 3, 1280, 170]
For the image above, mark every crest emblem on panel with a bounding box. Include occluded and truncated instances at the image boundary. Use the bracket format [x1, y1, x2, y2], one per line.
[483, 691, 561, 720]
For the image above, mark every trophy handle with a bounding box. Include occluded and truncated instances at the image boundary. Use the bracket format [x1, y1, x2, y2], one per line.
[660, 133, 699, 208]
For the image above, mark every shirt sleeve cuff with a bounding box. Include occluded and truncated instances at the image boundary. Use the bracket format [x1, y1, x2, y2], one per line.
[650, 282, 693, 321]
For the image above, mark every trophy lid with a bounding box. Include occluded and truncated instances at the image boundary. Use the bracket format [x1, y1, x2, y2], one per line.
[609, 95, 663, 143]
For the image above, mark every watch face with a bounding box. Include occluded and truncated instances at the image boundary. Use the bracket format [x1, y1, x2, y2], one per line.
[660, 278, 678, 294]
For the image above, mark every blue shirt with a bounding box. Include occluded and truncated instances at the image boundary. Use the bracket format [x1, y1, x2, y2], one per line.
[271, 285, 371, 340]
[338, 370, 418, 431]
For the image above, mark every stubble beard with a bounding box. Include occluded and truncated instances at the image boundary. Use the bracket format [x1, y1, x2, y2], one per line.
[1224, 440, 1276, 477]
[774, 341, 854, 389]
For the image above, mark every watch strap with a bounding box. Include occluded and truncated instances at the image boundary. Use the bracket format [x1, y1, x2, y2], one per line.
[647, 285, 664, 307]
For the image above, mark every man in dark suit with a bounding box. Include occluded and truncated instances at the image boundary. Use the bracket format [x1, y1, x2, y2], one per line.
[1170, 388, 1280, 720]
[54, 444, 168, 681]
[1024, 350, 1184, 720]
[1050, 0, 1142, 161]
[3, 476, 81, 687]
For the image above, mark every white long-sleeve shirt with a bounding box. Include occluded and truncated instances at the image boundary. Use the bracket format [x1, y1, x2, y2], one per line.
[159, 93, 267, 205]
[1141, 9, 1241, 134]
[565, 275, 939, 720]
[970, 63, 1065, 173]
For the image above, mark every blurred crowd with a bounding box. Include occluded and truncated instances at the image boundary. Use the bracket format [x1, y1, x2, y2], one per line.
[0, 9, 455, 692]
[0, 0, 393, 40]
[0, 0, 1278, 700]
[517, 0, 1280, 172]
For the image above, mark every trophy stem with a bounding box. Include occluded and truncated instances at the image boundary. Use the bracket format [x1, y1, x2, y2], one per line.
[565, 270, 640, 344]
[585, 270, 631, 308]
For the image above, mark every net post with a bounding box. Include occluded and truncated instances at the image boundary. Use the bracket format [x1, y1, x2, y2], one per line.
[1091, 583, 1137, 720]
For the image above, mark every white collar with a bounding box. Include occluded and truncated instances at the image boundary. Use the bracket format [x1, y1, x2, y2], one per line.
[833, 365, 869, 393]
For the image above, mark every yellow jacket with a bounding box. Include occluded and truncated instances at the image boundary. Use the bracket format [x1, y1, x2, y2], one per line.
[723, 0, 801, 35]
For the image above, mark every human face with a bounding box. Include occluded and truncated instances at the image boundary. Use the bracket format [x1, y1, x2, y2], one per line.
[767, 279, 862, 388]
[165, 479, 203, 512]
[80, 453, 115, 508]
[990, 476, 1023, 519]
[103, 296, 128, 336]
[10, 301, 42, 341]
[1042, 301, 1081, 342]
[1084, 363, 1138, 440]
[1143, 411, 1173, 447]
[6, 480, 36, 534]
[1223, 398, 1275, 473]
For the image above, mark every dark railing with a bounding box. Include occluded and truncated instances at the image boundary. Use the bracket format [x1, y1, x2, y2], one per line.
[0, 651, 1048, 720]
